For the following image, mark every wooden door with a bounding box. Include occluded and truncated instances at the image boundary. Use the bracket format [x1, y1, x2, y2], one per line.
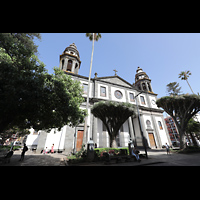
[148, 133, 156, 148]
[76, 130, 84, 152]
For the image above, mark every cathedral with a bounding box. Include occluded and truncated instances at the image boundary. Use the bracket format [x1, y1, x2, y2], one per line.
[26, 43, 171, 154]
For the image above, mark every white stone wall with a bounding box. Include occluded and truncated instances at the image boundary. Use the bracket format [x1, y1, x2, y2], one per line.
[155, 116, 169, 146]
[44, 127, 66, 151]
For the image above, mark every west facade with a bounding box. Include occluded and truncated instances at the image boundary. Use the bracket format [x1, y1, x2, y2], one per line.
[27, 43, 171, 154]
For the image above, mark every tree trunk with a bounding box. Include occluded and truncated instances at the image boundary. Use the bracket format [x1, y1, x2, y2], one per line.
[173, 117, 186, 149]
[109, 134, 118, 148]
[111, 139, 117, 148]
[189, 132, 198, 146]
[179, 129, 186, 149]
[186, 79, 195, 94]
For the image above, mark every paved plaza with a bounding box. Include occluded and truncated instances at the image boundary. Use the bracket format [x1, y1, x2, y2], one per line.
[0, 150, 67, 166]
[1, 149, 200, 166]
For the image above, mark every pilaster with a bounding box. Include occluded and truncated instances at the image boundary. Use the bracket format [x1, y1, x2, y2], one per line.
[36, 131, 47, 153]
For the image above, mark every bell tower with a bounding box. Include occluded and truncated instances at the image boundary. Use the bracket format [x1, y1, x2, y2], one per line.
[59, 43, 81, 74]
[135, 66, 153, 93]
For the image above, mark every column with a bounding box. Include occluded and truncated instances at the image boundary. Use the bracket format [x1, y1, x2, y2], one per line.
[133, 117, 143, 147]
[151, 115, 162, 148]
[71, 59, 76, 73]
[63, 126, 75, 154]
[36, 131, 47, 153]
[128, 117, 135, 141]
[93, 116, 97, 144]
[64, 58, 68, 71]
[139, 114, 149, 148]
[145, 82, 148, 92]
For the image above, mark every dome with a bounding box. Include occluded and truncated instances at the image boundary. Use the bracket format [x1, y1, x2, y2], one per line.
[136, 66, 143, 74]
[135, 66, 150, 82]
[134, 66, 153, 92]
[69, 43, 77, 49]
[63, 43, 80, 58]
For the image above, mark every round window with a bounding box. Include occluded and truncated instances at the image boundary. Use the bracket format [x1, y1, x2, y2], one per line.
[146, 120, 151, 126]
[114, 90, 123, 99]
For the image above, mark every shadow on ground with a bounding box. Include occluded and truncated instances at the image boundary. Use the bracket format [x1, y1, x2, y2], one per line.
[0, 152, 62, 166]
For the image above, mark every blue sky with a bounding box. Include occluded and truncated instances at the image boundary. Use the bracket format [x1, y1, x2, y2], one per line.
[35, 33, 200, 99]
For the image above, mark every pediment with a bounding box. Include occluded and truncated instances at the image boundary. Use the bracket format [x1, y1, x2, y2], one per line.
[95, 75, 133, 88]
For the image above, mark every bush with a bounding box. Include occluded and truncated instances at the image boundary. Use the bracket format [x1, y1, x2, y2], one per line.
[171, 146, 200, 154]
[66, 144, 87, 164]
[179, 146, 200, 154]
[0, 145, 21, 151]
[67, 147, 130, 165]
[94, 147, 129, 156]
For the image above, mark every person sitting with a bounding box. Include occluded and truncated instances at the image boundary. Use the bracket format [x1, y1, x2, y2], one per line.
[131, 146, 141, 162]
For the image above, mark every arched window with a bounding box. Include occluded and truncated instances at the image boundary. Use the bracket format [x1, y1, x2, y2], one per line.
[147, 83, 152, 92]
[62, 60, 65, 70]
[142, 83, 147, 91]
[67, 60, 72, 72]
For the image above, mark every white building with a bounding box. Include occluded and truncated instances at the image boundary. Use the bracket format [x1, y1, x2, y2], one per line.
[26, 43, 171, 153]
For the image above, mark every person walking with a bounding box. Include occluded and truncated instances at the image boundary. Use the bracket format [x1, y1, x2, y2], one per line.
[165, 143, 170, 155]
[51, 144, 54, 154]
[19, 143, 28, 161]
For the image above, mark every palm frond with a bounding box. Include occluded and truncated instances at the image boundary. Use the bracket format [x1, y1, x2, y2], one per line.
[178, 71, 185, 78]
[85, 33, 102, 41]
[186, 70, 192, 76]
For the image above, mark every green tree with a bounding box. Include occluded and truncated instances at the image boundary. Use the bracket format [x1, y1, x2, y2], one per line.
[35, 67, 86, 131]
[0, 33, 86, 134]
[0, 126, 30, 146]
[156, 94, 200, 149]
[85, 33, 102, 41]
[83, 33, 102, 143]
[186, 118, 200, 146]
[178, 70, 194, 94]
[166, 82, 182, 96]
[91, 101, 136, 148]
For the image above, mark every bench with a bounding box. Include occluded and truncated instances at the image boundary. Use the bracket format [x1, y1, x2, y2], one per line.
[103, 150, 138, 165]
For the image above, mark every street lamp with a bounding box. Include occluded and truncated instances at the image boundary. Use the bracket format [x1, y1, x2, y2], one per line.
[83, 33, 95, 145]
[134, 91, 148, 159]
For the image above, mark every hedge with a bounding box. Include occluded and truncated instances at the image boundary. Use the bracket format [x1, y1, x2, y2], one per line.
[94, 147, 129, 156]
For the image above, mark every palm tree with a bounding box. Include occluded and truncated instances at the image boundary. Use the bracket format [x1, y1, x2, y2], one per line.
[186, 118, 200, 147]
[178, 70, 194, 94]
[83, 33, 102, 144]
[86, 33, 102, 41]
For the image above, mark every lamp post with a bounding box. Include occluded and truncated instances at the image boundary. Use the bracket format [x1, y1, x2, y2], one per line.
[83, 33, 95, 145]
[134, 91, 148, 159]
[87, 138, 94, 151]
